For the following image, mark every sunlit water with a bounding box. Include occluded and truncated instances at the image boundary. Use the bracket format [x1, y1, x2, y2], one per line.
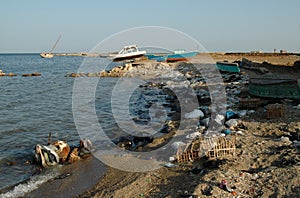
[0, 54, 172, 195]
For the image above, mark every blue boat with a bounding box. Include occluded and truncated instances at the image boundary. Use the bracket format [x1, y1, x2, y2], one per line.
[145, 54, 167, 62]
[166, 50, 199, 62]
[216, 61, 240, 73]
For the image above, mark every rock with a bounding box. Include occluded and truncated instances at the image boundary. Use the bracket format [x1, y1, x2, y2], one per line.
[31, 72, 41, 76]
[200, 118, 210, 128]
[225, 119, 238, 128]
[248, 110, 255, 114]
[0, 70, 6, 76]
[237, 110, 247, 117]
[186, 132, 201, 139]
[184, 109, 204, 119]
[280, 136, 292, 144]
[7, 72, 17, 77]
[293, 141, 300, 148]
[294, 60, 300, 68]
[251, 173, 259, 180]
[171, 141, 186, 150]
[293, 104, 300, 109]
[87, 72, 95, 77]
[70, 73, 80, 78]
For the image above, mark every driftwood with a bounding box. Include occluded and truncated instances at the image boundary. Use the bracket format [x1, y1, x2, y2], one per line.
[176, 136, 236, 163]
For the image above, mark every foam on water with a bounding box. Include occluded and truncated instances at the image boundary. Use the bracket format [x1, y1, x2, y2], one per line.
[0, 170, 59, 198]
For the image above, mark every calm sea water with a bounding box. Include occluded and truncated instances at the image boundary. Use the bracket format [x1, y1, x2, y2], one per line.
[0, 54, 116, 192]
[0, 54, 171, 195]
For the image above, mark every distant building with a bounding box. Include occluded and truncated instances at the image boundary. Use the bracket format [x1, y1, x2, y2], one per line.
[280, 49, 287, 54]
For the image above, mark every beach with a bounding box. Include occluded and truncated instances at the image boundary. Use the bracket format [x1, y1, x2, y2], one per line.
[1, 53, 299, 198]
[78, 53, 300, 198]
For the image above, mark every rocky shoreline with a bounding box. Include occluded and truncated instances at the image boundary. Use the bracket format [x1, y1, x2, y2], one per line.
[19, 53, 300, 197]
[75, 54, 300, 197]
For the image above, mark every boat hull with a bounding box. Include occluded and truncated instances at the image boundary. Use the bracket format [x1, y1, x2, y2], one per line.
[113, 53, 145, 62]
[145, 54, 167, 62]
[216, 62, 240, 73]
[249, 77, 300, 99]
[166, 51, 198, 62]
[40, 53, 54, 58]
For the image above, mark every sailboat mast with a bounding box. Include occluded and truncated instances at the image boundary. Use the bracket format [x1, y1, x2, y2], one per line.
[50, 34, 62, 53]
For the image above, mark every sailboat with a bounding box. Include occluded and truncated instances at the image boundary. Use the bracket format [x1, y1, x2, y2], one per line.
[40, 35, 62, 58]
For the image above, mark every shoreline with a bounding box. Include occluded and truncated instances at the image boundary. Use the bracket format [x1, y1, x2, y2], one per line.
[79, 54, 300, 197]
[2, 53, 299, 197]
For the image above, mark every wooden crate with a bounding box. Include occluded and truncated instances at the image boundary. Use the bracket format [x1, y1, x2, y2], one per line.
[266, 104, 285, 119]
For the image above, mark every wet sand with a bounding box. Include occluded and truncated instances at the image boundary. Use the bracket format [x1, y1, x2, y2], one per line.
[24, 157, 106, 198]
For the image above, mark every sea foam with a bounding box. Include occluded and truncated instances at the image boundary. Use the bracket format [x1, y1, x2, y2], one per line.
[0, 171, 59, 198]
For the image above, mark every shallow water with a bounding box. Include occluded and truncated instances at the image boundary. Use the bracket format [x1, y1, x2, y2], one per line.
[0, 54, 172, 194]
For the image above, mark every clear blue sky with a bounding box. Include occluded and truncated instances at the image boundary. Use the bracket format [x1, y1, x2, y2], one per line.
[0, 0, 299, 53]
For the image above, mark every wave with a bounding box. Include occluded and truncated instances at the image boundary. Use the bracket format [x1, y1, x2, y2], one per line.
[0, 170, 59, 198]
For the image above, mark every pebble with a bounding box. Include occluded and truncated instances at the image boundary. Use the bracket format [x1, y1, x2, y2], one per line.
[251, 173, 259, 180]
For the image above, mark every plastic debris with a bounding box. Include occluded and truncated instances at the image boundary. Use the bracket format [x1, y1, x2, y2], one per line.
[169, 156, 175, 162]
[225, 110, 236, 120]
[215, 114, 225, 125]
[220, 179, 233, 192]
[164, 162, 176, 168]
[222, 129, 232, 135]
[236, 131, 245, 136]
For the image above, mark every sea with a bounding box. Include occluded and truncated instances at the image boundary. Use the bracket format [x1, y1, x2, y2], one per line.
[0, 53, 174, 197]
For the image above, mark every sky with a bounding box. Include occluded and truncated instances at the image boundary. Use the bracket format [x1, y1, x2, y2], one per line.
[0, 0, 299, 53]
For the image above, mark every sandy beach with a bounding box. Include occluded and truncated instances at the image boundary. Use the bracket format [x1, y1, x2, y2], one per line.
[25, 53, 300, 198]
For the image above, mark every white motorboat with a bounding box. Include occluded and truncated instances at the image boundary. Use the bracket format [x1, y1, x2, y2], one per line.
[113, 45, 146, 62]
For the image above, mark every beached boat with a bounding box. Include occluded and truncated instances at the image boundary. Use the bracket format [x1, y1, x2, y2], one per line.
[216, 61, 240, 73]
[113, 45, 146, 62]
[166, 50, 198, 62]
[145, 54, 167, 62]
[40, 35, 62, 58]
[249, 76, 300, 99]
